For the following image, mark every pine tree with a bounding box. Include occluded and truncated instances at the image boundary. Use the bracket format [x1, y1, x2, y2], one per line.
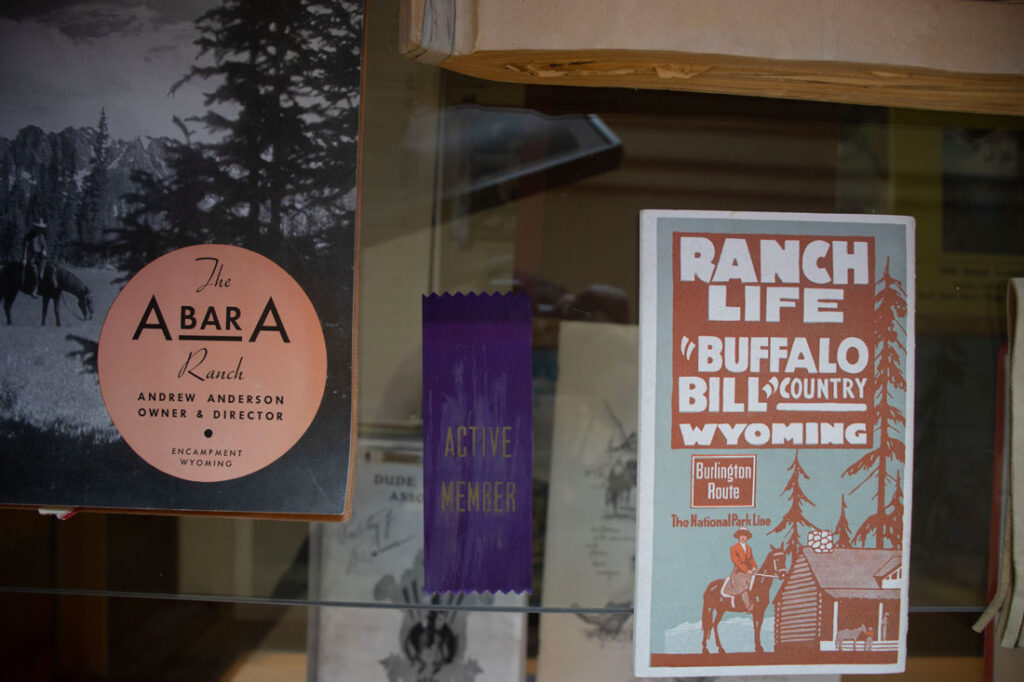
[117, 2, 361, 282]
[50, 132, 80, 263]
[112, 119, 221, 279]
[883, 473, 904, 546]
[843, 260, 908, 548]
[170, 0, 363, 262]
[300, 0, 362, 215]
[833, 494, 853, 549]
[1, 167, 27, 262]
[26, 143, 75, 260]
[77, 108, 110, 249]
[769, 451, 819, 563]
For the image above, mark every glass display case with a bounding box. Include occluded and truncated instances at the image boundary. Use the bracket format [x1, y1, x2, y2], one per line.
[2, 0, 1023, 679]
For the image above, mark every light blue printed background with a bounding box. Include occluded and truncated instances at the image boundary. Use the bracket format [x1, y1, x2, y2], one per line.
[649, 215, 909, 653]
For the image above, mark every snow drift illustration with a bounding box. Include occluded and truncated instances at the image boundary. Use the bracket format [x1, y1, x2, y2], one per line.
[664, 616, 775, 654]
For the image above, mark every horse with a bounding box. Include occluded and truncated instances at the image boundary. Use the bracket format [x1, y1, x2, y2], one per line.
[836, 624, 868, 651]
[701, 544, 788, 654]
[1, 262, 93, 327]
[605, 457, 636, 516]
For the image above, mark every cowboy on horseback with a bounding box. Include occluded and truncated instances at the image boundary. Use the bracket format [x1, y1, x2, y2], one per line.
[22, 218, 55, 298]
[726, 527, 757, 612]
[702, 540, 787, 654]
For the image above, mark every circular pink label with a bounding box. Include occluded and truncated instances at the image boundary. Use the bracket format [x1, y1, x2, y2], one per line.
[98, 244, 327, 482]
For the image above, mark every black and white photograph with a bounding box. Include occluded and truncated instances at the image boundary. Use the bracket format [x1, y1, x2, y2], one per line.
[0, 0, 363, 516]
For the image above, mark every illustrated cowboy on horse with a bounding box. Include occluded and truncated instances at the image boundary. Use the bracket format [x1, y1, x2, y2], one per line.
[724, 527, 757, 612]
[701, 531, 787, 654]
[22, 218, 56, 297]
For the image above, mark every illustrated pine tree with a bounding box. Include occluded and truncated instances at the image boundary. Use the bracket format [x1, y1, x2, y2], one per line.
[833, 494, 853, 549]
[769, 450, 819, 564]
[843, 260, 908, 548]
[883, 472, 904, 546]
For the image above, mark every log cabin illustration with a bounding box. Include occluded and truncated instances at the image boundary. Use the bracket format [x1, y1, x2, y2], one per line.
[773, 538, 902, 654]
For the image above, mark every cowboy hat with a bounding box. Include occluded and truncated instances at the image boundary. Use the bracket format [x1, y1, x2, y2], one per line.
[734, 527, 752, 539]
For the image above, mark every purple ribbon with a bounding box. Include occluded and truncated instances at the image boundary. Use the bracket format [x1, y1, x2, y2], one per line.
[422, 292, 532, 593]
